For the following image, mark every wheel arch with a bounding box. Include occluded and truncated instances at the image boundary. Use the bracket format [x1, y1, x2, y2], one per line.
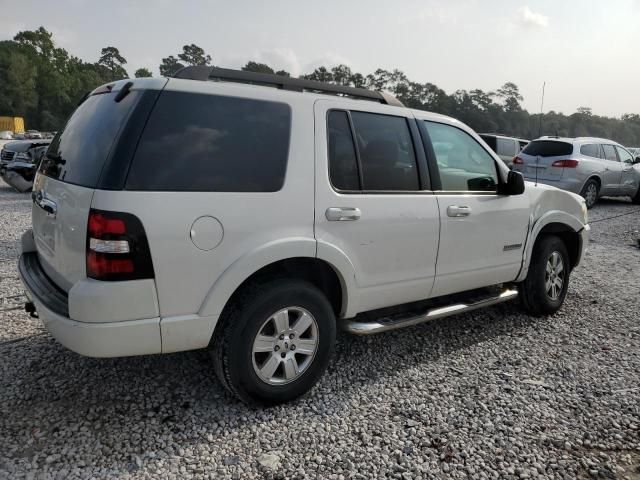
[516, 211, 584, 282]
[198, 238, 356, 321]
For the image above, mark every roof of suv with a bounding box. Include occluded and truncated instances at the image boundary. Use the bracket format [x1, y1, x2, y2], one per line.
[536, 136, 623, 146]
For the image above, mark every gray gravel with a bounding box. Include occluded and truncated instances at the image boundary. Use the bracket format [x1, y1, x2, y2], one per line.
[1, 179, 639, 480]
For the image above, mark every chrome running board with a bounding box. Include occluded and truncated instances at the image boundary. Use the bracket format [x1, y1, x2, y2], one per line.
[343, 288, 519, 335]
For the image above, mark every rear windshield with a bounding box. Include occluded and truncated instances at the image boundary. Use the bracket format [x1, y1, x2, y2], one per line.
[521, 140, 573, 157]
[125, 91, 291, 192]
[39, 91, 140, 187]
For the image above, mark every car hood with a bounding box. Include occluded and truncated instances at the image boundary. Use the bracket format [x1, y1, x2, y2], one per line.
[525, 181, 587, 226]
[2, 139, 51, 152]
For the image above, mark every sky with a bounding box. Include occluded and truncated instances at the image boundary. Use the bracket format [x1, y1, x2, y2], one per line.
[1, 0, 639, 117]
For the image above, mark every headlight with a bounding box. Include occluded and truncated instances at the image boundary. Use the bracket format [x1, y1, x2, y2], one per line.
[15, 152, 31, 161]
[581, 201, 588, 224]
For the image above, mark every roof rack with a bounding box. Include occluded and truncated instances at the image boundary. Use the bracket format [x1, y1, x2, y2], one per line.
[172, 66, 405, 107]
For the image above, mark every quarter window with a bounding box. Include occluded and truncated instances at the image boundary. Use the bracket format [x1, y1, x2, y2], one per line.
[126, 91, 291, 192]
[423, 121, 498, 192]
[327, 110, 420, 192]
[602, 144, 618, 162]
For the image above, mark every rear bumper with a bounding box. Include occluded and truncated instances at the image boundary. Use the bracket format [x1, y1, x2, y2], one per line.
[18, 252, 161, 357]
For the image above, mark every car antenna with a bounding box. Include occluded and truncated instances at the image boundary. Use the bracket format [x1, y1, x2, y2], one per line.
[538, 81, 546, 138]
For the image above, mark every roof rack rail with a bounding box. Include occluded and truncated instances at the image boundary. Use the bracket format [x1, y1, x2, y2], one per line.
[172, 66, 405, 107]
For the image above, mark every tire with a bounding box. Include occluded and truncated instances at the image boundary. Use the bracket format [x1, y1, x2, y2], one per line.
[211, 278, 336, 406]
[580, 179, 599, 209]
[519, 235, 570, 317]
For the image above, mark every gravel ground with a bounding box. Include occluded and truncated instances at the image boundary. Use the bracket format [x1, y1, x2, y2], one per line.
[1, 180, 639, 480]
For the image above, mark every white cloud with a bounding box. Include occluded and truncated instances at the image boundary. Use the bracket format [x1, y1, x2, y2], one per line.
[516, 6, 549, 28]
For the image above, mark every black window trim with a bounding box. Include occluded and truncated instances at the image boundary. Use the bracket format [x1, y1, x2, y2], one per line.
[417, 119, 504, 195]
[326, 108, 431, 195]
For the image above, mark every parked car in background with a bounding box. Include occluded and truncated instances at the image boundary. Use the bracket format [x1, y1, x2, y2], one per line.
[627, 147, 640, 158]
[0, 139, 51, 192]
[0, 130, 13, 140]
[24, 130, 43, 139]
[479, 134, 529, 168]
[513, 136, 640, 208]
[19, 70, 589, 405]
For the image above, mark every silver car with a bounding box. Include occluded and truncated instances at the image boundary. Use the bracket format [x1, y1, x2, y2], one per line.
[513, 136, 640, 208]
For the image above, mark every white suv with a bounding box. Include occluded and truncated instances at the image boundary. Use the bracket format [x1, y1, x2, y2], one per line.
[19, 68, 589, 405]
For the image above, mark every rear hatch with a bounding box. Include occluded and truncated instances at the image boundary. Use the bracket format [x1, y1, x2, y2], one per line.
[32, 81, 162, 291]
[513, 140, 574, 181]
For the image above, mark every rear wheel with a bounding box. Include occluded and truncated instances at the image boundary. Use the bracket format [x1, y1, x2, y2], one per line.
[211, 279, 336, 405]
[580, 179, 599, 209]
[519, 235, 570, 316]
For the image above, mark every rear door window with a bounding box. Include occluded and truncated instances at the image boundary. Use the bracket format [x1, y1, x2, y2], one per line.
[602, 144, 618, 162]
[327, 111, 360, 190]
[126, 91, 291, 192]
[40, 91, 141, 187]
[580, 144, 601, 158]
[521, 140, 573, 157]
[350, 112, 419, 191]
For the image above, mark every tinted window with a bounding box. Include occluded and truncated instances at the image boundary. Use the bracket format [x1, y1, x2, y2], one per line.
[126, 91, 291, 192]
[602, 144, 618, 162]
[480, 135, 497, 152]
[522, 140, 573, 157]
[40, 91, 140, 187]
[424, 121, 498, 192]
[580, 143, 601, 158]
[327, 111, 359, 190]
[616, 146, 633, 164]
[497, 137, 517, 156]
[350, 112, 419, 191]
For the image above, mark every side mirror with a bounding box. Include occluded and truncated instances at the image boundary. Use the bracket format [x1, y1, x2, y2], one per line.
[499, 170, 525, 195]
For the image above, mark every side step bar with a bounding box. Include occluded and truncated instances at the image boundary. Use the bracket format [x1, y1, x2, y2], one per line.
[343, 288, 519, 335]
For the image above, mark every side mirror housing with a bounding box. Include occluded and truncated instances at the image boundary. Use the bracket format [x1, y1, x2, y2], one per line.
[499, 170, 525, 195]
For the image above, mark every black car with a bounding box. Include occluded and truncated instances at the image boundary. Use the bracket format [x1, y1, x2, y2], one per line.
[0, 139, 51, 192]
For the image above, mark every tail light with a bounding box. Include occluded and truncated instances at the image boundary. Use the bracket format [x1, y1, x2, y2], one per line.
[551, 159, 579, 168]
[86, 209, 154, 281]
[512, 156, 524, 165]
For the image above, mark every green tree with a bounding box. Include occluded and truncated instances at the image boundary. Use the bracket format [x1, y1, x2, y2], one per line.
[495, 82, 523, 112]
[134, 67, 152, 78]
[242, 61, 274, 74]
[178, 44, 212, 66]
[159, 56, 184, 76]
[576, 106, 592, 116]
[98, 46, 128, 80]
[275, 69, 290, 77]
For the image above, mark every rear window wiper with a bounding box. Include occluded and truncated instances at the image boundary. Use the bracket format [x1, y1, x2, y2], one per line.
[46, 152, 66, 165]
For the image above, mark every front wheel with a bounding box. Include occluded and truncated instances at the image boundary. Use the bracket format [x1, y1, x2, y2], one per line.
[519, 235, 570, 316]
[211, 279, 336, 405]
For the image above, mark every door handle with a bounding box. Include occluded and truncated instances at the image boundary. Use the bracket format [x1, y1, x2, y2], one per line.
[326, 207, 361, 221]
[32, 190, 57, 216]
[447, 205, 471, 217]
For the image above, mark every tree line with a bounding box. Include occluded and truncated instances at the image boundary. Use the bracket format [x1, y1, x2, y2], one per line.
[2, 27, 640, 146]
